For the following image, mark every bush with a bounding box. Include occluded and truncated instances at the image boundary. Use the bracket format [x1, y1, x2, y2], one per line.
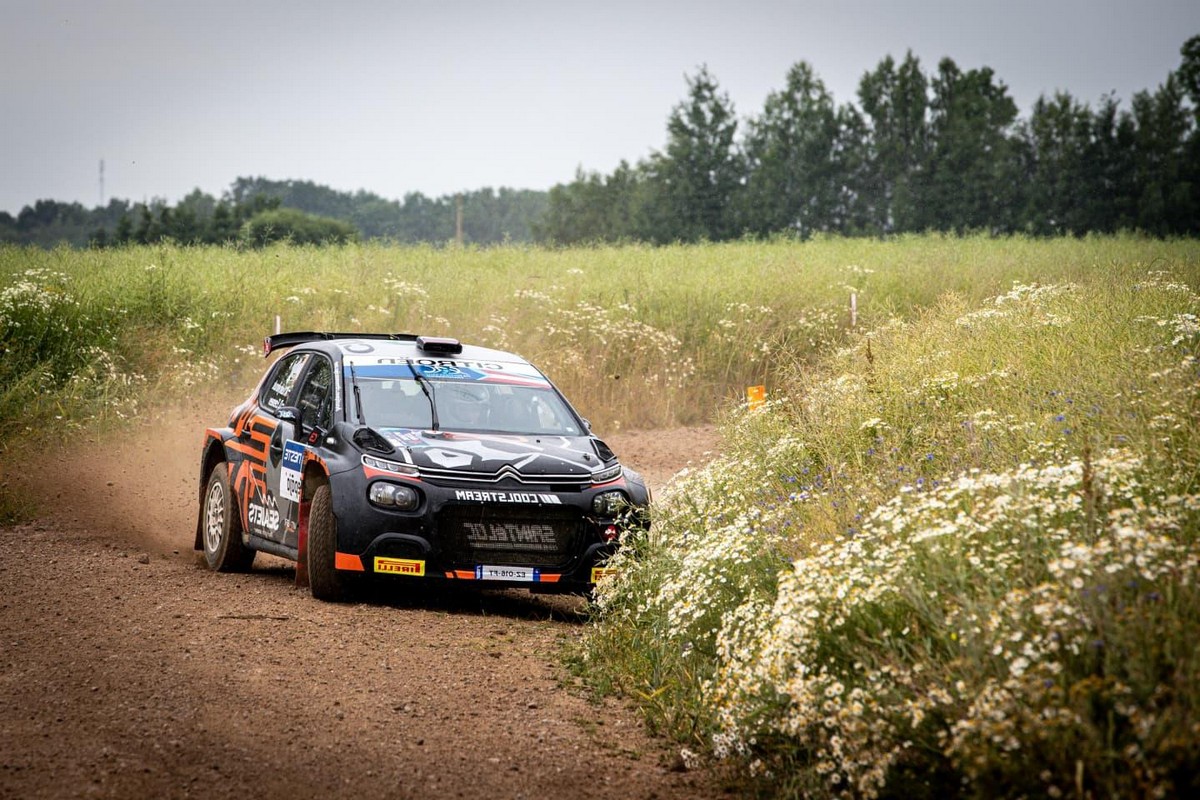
[240, 208, 358, 246]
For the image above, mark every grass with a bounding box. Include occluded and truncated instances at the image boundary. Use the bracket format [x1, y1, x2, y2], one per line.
[4, 235, 1195, 443]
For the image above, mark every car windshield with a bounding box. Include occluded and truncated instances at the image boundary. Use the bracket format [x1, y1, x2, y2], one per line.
[350, 375, 583, 436]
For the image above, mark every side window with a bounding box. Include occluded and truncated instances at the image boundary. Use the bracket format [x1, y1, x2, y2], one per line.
[296, 357, 333, 431]
[260, 353, 310, 412]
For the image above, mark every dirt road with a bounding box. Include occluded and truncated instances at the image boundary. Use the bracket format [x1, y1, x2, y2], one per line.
[0, 402, 722, 800]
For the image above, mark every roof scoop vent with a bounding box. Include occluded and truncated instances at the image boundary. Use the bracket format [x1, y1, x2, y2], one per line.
[416, 336, 463, 355]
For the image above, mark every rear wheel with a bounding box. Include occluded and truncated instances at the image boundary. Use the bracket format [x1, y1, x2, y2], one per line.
[307, 483, 349, 601]
[201, 463, 255, 572]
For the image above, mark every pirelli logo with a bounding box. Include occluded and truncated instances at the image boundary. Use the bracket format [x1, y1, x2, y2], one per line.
[374, 557, 425, 576]
[590, 567, 619, 583]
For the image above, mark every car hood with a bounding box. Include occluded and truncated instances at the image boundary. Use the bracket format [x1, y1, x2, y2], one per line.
[376, 428, 611, 481]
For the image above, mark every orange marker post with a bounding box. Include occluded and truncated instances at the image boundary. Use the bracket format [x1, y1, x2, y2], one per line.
[747, 385, 766, 410]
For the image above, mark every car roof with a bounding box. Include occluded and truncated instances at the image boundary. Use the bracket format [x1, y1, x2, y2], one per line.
[267, 332, 532, 367]
[333, 338, 530, 365]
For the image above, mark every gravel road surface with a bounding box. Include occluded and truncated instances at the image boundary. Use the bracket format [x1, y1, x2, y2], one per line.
[1, 402, 722, 800]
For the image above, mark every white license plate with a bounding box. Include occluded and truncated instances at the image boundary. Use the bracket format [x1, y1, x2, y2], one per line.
[476, 565, 538, 582]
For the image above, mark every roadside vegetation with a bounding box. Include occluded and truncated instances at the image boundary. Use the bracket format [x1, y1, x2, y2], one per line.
[3, 234, 1188, 443]
[584, 250, 1200, 798]
[2, 236, 1199, 796]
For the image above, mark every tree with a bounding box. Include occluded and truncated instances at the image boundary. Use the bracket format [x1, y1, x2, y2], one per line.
[204, 201, 238, 243]
[1175, 35, 1200, 235]
[738, 62, 842, 237]
[534, 162, 651, 244]
[1177, 34, 1200, 112]
[856, 52, 930, 232]
[1085, 95, 1139, 232]
[651, 66, 741, 242]
[113, 212, 133, 245]
[1129, 74, 1194, 234]
[833, 102, 876, 234]
[919, 58, 1023, 232]
[133, 203, 157, 244]
[1020, 92, 1096, 234]
[0, 211, 16, 244]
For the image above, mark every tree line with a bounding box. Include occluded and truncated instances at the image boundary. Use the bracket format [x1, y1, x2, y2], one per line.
[0, 180, 547, 249]
[3, 35, 1197, 249]
[537, 35, 1200, 243]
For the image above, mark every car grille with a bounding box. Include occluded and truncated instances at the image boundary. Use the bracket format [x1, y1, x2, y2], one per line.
[438, 505, 583, 568]
[419, 465, 587, 490]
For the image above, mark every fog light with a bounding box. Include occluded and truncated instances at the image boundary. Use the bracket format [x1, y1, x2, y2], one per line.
[368, 482, 419, 510]
[592, 490, 626, 516]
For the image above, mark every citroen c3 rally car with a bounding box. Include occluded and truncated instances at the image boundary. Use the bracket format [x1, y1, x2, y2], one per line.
[195, 332, 648, 601]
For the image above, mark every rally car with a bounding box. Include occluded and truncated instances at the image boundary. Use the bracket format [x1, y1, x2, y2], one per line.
[195, 332, 648, 601]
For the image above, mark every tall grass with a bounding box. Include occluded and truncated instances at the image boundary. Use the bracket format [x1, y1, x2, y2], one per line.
[583, 264, 1200, 798]
[4, 235, 1195, 444]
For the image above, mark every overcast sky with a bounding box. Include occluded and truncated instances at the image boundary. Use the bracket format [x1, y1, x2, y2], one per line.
[2, 0, 1198, 215]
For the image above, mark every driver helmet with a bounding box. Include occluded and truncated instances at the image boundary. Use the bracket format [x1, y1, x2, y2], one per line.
[445, 383, 488, 427]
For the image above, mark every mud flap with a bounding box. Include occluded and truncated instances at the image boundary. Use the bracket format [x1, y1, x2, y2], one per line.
[294, 497, 311, 588]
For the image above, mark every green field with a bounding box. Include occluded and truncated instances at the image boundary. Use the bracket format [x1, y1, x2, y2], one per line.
[3, 235, 1199, 796]
[3, 235, 1193, 436]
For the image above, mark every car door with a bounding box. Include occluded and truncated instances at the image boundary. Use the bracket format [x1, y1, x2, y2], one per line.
[238, 352, 310, 547]
[265, 354, 333, 551]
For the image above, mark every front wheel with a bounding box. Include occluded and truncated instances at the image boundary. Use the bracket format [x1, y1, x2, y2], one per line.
[201, 463, 255, 572]
[307, 483, 349, 601]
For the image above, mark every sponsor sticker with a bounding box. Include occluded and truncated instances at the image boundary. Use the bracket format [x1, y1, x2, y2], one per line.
[590, 567, 619, 583]
[374, 557, 425, 576]
[280, 440, 306, 502]
[464, 521, 559, 552]
[247, 497, 281, 537]
[454, 490, 562, 504]
[414, 364, 484, 381]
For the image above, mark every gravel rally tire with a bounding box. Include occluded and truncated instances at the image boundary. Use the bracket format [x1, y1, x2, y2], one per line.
[201, 463, 256, 572]
[307, 483, 348, 602]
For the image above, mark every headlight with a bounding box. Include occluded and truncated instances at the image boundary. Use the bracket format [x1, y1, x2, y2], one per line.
[368, 482, 420, 511]
[592, 490, 627, 516]
[362, 454, 419, 477]
[591, 463, 622, 484]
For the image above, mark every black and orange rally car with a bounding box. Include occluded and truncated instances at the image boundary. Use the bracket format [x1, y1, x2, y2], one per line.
[195, 332, 648, 600]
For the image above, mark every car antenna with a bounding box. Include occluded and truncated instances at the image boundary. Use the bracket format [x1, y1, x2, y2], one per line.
[407, 362, 439, 431]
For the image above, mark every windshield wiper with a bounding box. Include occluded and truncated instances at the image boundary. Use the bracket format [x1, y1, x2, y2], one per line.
[348, 364, 368, 427]
[407, 362, 439, 431]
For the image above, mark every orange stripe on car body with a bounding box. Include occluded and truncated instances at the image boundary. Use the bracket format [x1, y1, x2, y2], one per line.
[227, 440, 265, 460]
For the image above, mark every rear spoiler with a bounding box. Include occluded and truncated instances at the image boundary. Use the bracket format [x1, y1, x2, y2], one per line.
[263, 332, 463, 357]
